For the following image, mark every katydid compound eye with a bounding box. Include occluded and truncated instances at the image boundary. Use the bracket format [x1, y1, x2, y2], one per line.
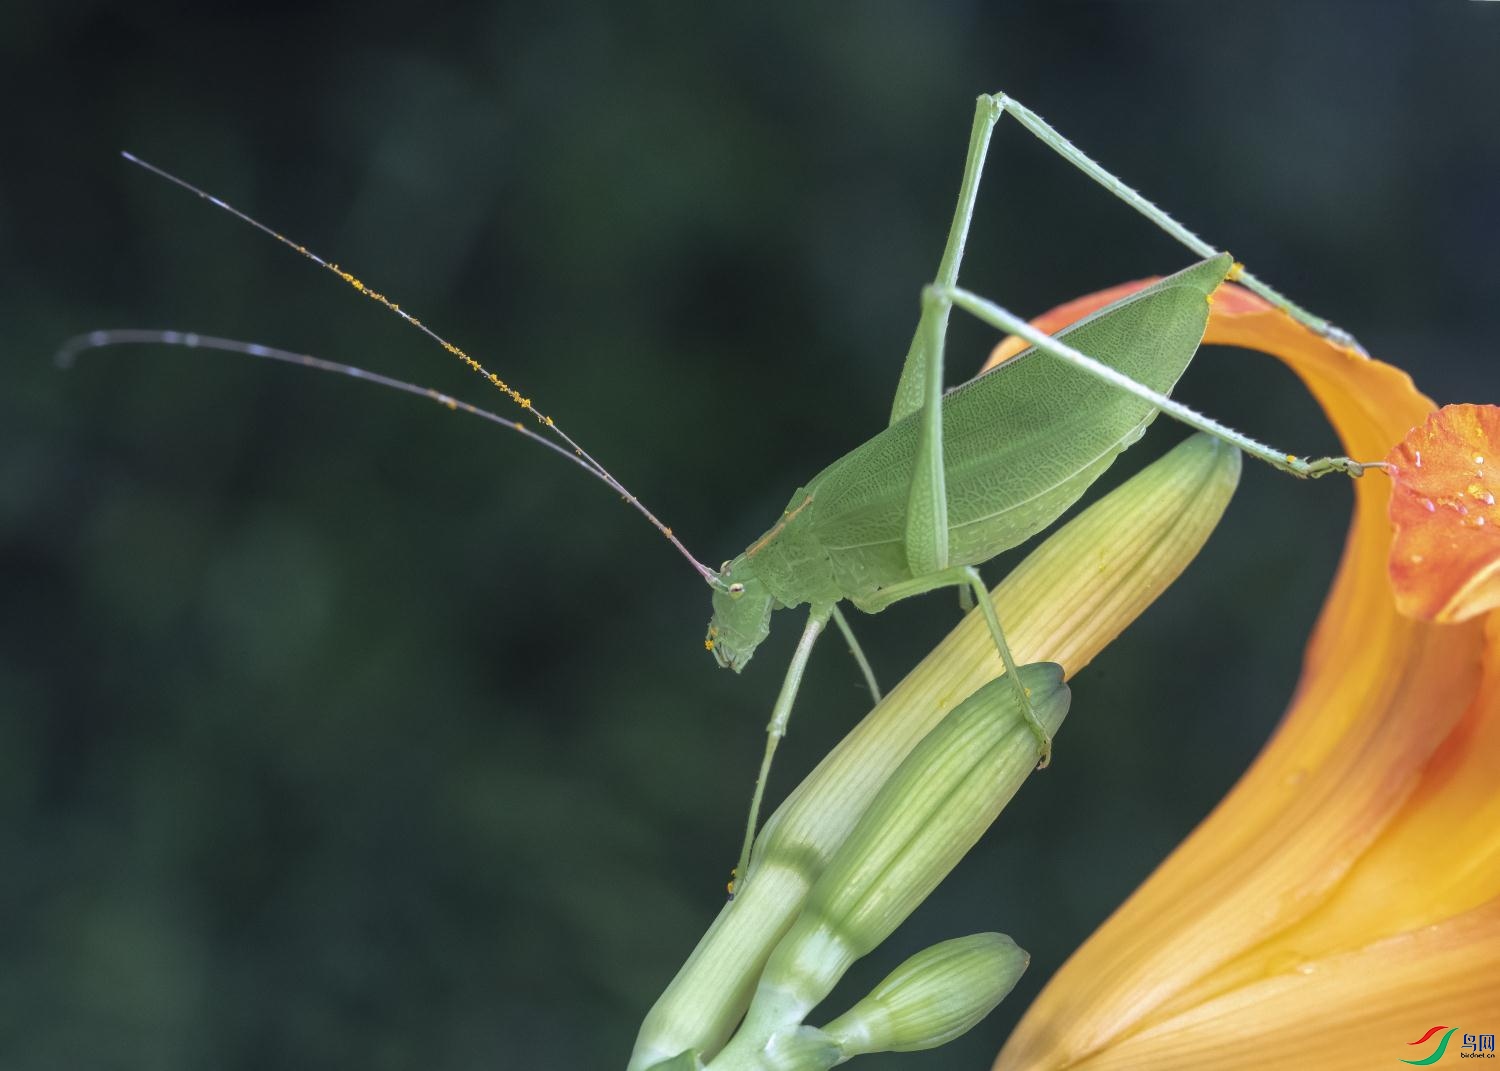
[728, 583, 746, 598]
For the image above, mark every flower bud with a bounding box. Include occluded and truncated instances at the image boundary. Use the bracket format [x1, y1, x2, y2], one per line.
[716, 666, 1066, 1059]
[820, 933, 1029, 1057]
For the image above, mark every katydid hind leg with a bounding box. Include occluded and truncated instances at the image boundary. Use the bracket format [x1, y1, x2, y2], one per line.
[888, 95, 1004, 427]
[904, 287, 952, 576]
[895, 96, 1007, 576]
[991, 93, 1362, 351]
[894, 93, 1377, 480]
[943, 282, 1380, 480]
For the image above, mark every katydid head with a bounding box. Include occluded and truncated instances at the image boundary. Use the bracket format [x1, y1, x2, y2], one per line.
[706, 554, 774, 672]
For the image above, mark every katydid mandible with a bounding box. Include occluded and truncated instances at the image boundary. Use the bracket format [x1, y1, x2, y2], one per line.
[60, 93, 1382, 900]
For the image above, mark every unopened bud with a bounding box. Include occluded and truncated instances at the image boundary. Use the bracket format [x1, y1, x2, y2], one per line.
[716, 666, 1066, 1060]
[820, 933, 1028, 1057]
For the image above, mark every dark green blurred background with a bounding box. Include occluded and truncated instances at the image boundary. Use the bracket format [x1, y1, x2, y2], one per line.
[3, 3, 1497, 1067]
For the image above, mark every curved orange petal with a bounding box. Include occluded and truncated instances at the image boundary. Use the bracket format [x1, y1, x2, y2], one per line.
[1054, 900, 1500, 1070]
[982, 279, 1158, 370]
[991, 290, 1496, 1069]
[1386, 404, 1500, 622]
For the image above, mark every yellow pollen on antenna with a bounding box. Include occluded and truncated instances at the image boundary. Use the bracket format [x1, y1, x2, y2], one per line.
[1226, 260, 1245, 281]
[705, 638, 716, 651]
[123, 154, 635, 535]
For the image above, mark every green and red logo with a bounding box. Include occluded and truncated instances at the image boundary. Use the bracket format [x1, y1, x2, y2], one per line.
[1403, 1026, 1496, 1064]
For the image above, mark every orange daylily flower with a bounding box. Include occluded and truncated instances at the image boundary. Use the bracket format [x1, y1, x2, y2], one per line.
[981, 284, 1500, 1070]
[1387, 403, 1500, 623]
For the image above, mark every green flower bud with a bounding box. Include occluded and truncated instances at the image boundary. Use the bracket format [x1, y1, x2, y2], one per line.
[714, 667, 1067, 1062]
[820, 933, 1029, 1057]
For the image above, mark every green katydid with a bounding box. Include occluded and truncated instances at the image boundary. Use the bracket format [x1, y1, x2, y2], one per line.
[60, 93, 1382, 899]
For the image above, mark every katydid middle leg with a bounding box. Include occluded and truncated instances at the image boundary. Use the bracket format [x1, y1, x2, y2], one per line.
[830, 605, 881, 704]
[855, 566, 1050, 767]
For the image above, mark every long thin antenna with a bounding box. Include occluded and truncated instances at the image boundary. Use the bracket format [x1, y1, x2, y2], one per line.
[58, 329, 591, 469]
[57, 328, 715, 582]
[114, 153, 717, 585]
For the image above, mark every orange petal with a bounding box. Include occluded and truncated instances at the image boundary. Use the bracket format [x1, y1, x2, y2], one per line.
[1053, 899, 1500, 1071]
[994, 290, 1495, 1070]
[979, 276, 1272, 374]
[980, 279, 1157, 372]
[1385, 404, 1500, 622]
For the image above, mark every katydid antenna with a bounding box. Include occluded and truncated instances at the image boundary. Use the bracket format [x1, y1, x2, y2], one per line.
[61, 153, 720, 587]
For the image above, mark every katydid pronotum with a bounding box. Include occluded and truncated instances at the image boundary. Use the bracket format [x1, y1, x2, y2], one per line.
[61, 93, 1383, 899]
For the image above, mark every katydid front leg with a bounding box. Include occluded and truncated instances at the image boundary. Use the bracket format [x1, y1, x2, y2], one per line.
[734, 603, 833, 895]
